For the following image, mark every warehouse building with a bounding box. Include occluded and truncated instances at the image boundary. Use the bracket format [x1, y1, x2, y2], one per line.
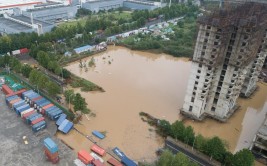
[0, 14, 54, 35]
[0, 0, 43, 15]
[74, 45, 94, 54]
[123, 0, 165, 10]
[19, 3, 78, 23]
[81, 0, 124, 12]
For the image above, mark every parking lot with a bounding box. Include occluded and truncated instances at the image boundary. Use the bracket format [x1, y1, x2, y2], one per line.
[0, 91, 76, 166]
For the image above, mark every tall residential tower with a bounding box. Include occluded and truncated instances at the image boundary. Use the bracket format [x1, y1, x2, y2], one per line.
[181, 2, 267, 121]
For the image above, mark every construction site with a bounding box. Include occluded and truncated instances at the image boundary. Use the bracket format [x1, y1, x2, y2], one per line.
[181, 1, 267, 122]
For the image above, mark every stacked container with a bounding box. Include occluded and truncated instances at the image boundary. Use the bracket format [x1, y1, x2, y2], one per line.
[78, 150, 94, 165]
[43, 137, 59, 164]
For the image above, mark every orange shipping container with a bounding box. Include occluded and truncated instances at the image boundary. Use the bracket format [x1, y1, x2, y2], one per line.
[107, 158, 123, 166]
[2, 84, 14, 95]
[91, 145, 106, 156]
[78, 150, 94, 165]
[6, 89, 27, 98]
[41, 103, 54, 114]
[9, 98, 21, 108]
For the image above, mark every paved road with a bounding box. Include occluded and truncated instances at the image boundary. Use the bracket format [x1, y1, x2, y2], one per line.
[165, 139, 214, 166]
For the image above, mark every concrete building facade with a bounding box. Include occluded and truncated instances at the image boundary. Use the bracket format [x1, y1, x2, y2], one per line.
[181, 2, 267, 121]
[123, 0, 165, 10]
[81, 0, 124, 12]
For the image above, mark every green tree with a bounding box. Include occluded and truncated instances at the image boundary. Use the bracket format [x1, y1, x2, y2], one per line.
[73, 93, 87, 112]
[37, 51, 50, 68]
[21, 64, 33, 78]
[194, 134, 207, 152]
[171, 120, 185, 140]
[204, 136, 227, 161]
[46, 81, 60, 96]
[156, 150, 173, 166]
[232, 149, 254, 166]
[172, 153, 198, 166]
[64, 90, 75, 103]
[183, 126, 195, 145]
[158, 120, 172, 136]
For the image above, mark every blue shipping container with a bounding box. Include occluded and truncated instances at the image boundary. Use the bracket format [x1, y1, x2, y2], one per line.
[26, 113, 39, 124]
[22, 90, 34, 99]
[12, 100, 25, 109]
[58, 119, 68, 131]
[43, 137, 58, 154]
[6, 95, 19, 104]
[29, 114, 42, 124]
[47, 108, 60, 118]
[112, 147, 126, 159]
[56, 114, 67, 126]
[121, 156, 137, 166]
[32, 121, 46, 133]
[50, 110, 62, 120]
[37, 101, 51, 110]
[17, 105, 31, 116]
[34, 98, 47, 108]
[15, 104, 30, 115]
[92, 130, 105, 139]
[62, 122, 73, 134]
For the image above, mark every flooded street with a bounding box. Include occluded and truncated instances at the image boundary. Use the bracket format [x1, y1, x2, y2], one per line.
[61, 46, 267, 163]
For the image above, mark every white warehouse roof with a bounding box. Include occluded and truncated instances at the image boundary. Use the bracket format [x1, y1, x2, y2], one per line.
[0, 0, 43, 8]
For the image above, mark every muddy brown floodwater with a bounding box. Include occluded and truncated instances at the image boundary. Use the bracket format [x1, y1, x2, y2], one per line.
[59, 46, 267, 164]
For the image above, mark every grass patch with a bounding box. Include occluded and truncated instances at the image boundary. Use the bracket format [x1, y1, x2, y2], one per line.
[71, 76, 104, 92]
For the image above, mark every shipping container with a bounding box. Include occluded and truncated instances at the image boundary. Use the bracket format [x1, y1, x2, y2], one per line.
[37, 101, 51, 112]
[20, 48, 29, 54]
[92, 131, 105, 139]
[12, 100, 25, 110]
[20, 108, 34, 117]
[8, 98, 21, 108]
[6, 88, 27, 98]
[107, 158, 123, 166]
[58, 119, 68, 131]
[45, 106, 58, 115]
[78, 150, 94, 165]
[34, 98, 47, 108]
[22, 110, 36, 120]
[31, 117, 45, 125]
[29, 114, 42, 124]
[62, 121, 73, 134]
[47, 108, 60, 118]
[2, 84, 14, 95]
[56, 114, 67, 126]
[44, 137, 58, 154]
[90, 152, 104, 163]
[50, 110, 62, 120]
[44, 146, 59, 160]
[21, 90, 34, 99]
[92, 159, 105, 166]
[121, 156, 137, 166]
[6, 95, 19, 104]
[12, 49, 20, 55]
[32, 121, 46, 133]
[40, 103, 54, 115]
[112, 147, 126, 159]
[16, 104, 30, 115]
[26, 113, 39, 124]
[25, 92, 39, 103]
[91, 145, 106, 156]
[30, 95, 42, 104]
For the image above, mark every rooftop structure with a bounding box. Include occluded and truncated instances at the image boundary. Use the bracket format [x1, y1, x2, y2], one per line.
[123, 0, 166, 10]
[0, 0, 43, 14]
[181, 2, 267, 121]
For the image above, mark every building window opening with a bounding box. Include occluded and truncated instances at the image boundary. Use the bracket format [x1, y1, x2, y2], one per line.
[191, 97, 195, 102]
[189, 106, 193, 112]
[198, 70, 201, 73]
[211, 107, 215, 112]
[196, 76, 200, 79]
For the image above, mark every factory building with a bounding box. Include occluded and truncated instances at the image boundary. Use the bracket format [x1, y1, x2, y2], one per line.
[0, 14, 54, 35]
[181, 2, 267, 122]
[123, 0, 165, 10]
[19, 3, 77, 22]
[0, 0, 44, 15]
[81, 0, 124, 12]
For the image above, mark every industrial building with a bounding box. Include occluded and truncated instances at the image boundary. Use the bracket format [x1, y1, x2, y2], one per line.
[19, 3, 77, 22]
[0, 0, 43, 14]
[0, 14, 54, 35]
[123, 0, 166, 10]
[181, 2, 267, 121]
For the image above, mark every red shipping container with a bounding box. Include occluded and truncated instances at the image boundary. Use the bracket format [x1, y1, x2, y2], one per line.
[1, 84, 14, 95]
[22, 110, 36, 120]
[78, 150, 94, 165]
[30, 96, 43, 106]
[91, 145, 106, 156]
[9, 98, 21, 108]
[92, 159, 105, 166]
[6, 89, 27, 98]
[20, 48, 29, 54]
[41, 103, 54, 114]
[107, 158, 123, 166]
[44, 146, 59, 160]
[51, 156, 59, 164]
[31, 117, 45, 125]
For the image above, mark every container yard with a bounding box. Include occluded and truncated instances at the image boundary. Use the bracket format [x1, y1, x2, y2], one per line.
[0, 86, 76, 166]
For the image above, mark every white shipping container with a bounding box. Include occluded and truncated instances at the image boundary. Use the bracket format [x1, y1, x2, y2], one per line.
[90, 152, 104, 163]
[12, 50, 20, 55]
[21, 108, 34, 117]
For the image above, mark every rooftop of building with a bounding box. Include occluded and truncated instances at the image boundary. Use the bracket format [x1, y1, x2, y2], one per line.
[27, 2, 71, 12]
[83, 0, 123, 4]
[11, 15, 53, 27]
[0, 0, 42, 8]
[0, 17, 30, 31]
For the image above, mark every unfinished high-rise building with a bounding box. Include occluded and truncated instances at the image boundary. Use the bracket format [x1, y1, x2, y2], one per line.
[181, 2, 267, 121]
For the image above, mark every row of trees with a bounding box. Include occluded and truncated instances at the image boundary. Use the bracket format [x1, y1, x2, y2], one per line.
[0, 55, 61, 97]
[64, 90, 89, 113]
[157, 119, 254, 165]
